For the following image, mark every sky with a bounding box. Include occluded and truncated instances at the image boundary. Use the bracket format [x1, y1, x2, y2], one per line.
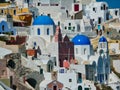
[96, 0, 120, 9]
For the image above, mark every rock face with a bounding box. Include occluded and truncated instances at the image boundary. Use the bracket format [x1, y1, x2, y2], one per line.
[26, 71, 45, 90]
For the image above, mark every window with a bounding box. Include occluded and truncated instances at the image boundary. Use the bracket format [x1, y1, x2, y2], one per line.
[103, 4, 106, 10]
[78, 73, 82, 83]
[69, 23, 71, 26]
[93, 8, 95, 11]
[106, 63, 108, 68]
[48, 14, 50, 17]
[58, 21, 60, 26]
[115, 10, 118, 16]
[47, 28, 49, 35]
[14, 10, 16, 15]
[11, 31, 14, 35]
[78, 86, 82, 90]
[100, 43, 102, 48]
[72, 27, 75, 31]
[84, 48, 86, 55]
[101, 6, 103, 10]
[76, 48, 78, 54]
[106, 7, 108, 10]
[69, 79, 72, 82]
[68, 27, 71, 30]
[2, 25, 4, 31]
[53, 85, 57, 90]
[38, 2, 40, 6]
[74, 4, 79, 11]
[102, 43, 105, 48]
[98, 17, 101, 24]
[73, 26, 75, 30]
[65, 26, 67, 30]
[84, 88, 89, 90]
[34, 42, 36, 46]
[37, 28, 40, 35]
[1, 10, 3, 14]
[66, 10, 68, 17]
[40, 69, 43, 74]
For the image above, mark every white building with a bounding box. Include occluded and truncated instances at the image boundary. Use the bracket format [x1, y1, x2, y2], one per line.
[72, 34, 110, 84]
[27, 15, 56, 50]
[28, 0, 82, 24]
[39, 68, 95, 90]
[85, 2, 109, 26]
[26, 15, 60, 66]
[25, 14, 110, 87]
[72, 34, 94, 61]
[62, 19, 85, 33]
[109, 9, 120, 19]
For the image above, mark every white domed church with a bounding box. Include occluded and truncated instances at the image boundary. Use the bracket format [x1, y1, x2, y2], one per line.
[26, 15, 56, 55]
[26, 15, 110, 84]
[72, 34, 110, 84]
[30, 15, 55, 42]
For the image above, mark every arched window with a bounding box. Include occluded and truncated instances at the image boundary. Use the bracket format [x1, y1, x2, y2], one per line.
[37, 28, 40, 35]
[47, 28, 49, 35]
[53, 85, 57, 90]
[1, 9, 3, 14]
[76, 48, 78, 54]
[34, 42, 36, 46]
[58, 21, 60, 26]
[92, 61, 96, 74]
[2, 25, 4, 31]
[78, 85, 82, 90]
[102, 43, 105, 48]
[14, 10, 16, 15]
[100, 43, 102, 48]
[84, 48, 86, 55]
[11, 31, 14, 35]
[47, 61, 53, 72]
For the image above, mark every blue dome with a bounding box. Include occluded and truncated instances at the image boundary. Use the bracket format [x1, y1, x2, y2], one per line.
[99, 36, 107, 42]
[33, 15, 55, 25]
[72, 34, 91, 45]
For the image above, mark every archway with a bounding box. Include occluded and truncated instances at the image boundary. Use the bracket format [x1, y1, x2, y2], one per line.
[7, 60, 16, 69]
[78, 85, 82, 90]
[47, 60, 53, 72]
[26, 78, 37, 88]
[53, 85, 57, 90]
